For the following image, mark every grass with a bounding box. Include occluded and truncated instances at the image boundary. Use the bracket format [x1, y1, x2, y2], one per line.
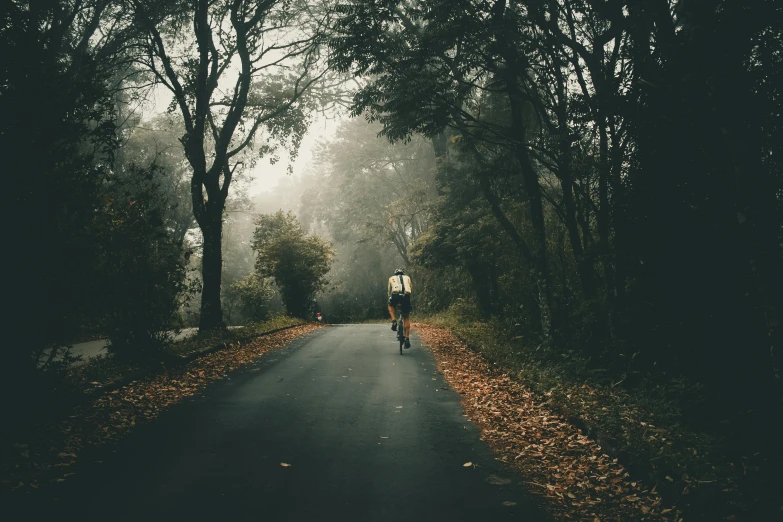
[419, 303, 771, 521]
[170, 316, 305, 356]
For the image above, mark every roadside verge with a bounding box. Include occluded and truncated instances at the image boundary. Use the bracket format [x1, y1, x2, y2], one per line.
[415, 322, 681, 521]
[1, 323, 325, 503]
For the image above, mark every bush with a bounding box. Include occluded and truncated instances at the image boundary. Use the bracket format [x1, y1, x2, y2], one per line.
[96, 169, 198, 360]
[252, 211, 334, 318]
[228, 273, 275, 323]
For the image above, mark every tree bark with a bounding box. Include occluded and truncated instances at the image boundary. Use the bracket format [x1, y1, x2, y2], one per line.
[562, 161, 596, 299]
[491, 0, 553, 344]
[199, 209, 225, 330]
[552, 68, 596, 300]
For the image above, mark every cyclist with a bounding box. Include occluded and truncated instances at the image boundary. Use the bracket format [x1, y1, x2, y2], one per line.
[388, 268, 412, 348]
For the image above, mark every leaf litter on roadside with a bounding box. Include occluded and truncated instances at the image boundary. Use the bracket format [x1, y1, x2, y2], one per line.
[1, 324, 324, 497]
[413, 322, 681, 522]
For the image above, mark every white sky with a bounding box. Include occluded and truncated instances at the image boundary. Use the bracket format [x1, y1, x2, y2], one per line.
[247, 112, 342, 198]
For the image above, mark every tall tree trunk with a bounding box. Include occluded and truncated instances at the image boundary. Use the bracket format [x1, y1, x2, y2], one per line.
[554, 82, 596, 299]
[522, 157, 553, 345]
[431, 133, 449, 196]
[192, 163, 227, 331]
[562, 167, 596, 299]
[596, 118, 616, 299]
[506, 74, 554, 344]
[491, 0, 553, 344]
[199, 210, 224, 330]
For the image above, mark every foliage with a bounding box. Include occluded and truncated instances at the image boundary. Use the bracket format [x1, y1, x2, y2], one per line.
[227, 273, 275, 323]
[1, 0, 162, 409]
[291, 118, 439, 322]
[169, 315, 306, 357]
[95, 165, 199, 360]
[417, 322, 685, 521]
[330, 0, 783, 413]
[133, 0, 331, 330]
[420, 307, 766, 521]
[310, 242, 391, 324]
[327, 4, 783, 516]
[252, 211, 335, 318]
[300, 118, 436, 262]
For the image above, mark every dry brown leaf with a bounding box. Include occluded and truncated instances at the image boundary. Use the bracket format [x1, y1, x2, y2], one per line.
[413, 323, 682, 522]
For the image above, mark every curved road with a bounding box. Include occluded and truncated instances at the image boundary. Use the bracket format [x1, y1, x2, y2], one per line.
[27, 325, 545, 521]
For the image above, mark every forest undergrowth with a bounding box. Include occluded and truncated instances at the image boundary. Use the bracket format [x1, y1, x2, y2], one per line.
[418, 306, 778, 521]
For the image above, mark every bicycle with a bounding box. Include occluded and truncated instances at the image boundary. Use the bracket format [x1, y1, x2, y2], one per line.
[395, 305, 405, 355]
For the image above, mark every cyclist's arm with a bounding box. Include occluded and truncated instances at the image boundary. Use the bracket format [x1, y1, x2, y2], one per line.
[388, 278, 392, 297]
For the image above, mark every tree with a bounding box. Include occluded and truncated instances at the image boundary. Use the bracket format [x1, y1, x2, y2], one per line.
[301, 118, 436, 266]
[94, 164, 197, 359]
[331, 0, 557, 342]
[116, 113, 197, 246]
[2, 0, 142, 394]
[134, 0, 330, 330]
[252, 211, 334, 318]
[229, 272, 275, 322]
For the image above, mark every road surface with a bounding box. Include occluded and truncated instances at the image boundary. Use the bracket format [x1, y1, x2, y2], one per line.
[22, 325, 545, 521]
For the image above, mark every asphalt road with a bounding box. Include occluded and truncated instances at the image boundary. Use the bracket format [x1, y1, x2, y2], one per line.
[22, 324, 545, 522]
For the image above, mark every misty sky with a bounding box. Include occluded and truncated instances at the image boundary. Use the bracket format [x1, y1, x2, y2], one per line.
[144, 84, 343, 198]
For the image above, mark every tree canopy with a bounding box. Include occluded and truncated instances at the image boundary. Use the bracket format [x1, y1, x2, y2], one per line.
[252, 211, 334, 318]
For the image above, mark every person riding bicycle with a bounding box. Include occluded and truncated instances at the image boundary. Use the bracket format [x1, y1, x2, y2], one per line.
[388, 268, 412, 348]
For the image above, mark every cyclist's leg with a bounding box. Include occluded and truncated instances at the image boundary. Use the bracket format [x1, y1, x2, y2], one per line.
[388, 295, 398, 330]
[402, 295, 412, 342]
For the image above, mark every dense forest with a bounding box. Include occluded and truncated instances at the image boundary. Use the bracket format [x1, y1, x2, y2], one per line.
[2, 0, 781, 519]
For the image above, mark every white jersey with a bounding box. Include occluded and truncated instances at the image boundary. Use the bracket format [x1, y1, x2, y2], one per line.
[388, 274, 412, 296]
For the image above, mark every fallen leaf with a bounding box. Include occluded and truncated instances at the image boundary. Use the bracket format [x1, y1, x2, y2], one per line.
[486, 474, 511, 485]
[280, 462, 291, 467]
[463, 462, 473, 467]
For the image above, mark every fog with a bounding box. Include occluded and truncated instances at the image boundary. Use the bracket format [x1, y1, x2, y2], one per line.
[218, 116, 437, 324]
